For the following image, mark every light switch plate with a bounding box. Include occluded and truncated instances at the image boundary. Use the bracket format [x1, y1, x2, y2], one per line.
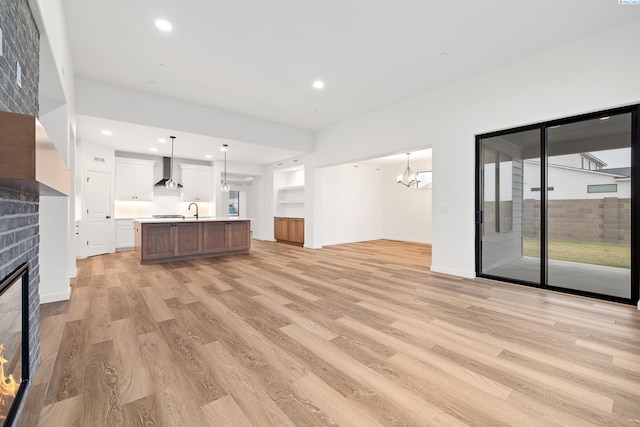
[16, 62, 22, 88]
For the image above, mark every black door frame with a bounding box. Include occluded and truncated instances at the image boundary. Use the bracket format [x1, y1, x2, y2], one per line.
[475, 104, 639, 305]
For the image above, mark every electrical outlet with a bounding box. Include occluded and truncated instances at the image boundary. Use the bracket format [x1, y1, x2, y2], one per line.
[16, 62, 22, 88]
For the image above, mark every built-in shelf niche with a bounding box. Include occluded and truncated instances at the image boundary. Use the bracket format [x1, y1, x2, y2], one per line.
[274, 167, 305, 218]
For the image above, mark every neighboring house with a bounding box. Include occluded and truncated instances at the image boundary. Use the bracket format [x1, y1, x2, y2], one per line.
[520, 153, 630, 244]
[523, 152, 631, 200]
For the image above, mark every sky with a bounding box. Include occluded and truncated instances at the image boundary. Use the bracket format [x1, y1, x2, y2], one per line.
[591, 147, 631, 168]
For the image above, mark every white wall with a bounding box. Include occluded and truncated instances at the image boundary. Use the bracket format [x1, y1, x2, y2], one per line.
[39, 196, 71, 302]
[382, 157, 432, 244]
[320, 163, 384, 246]
[314, 156, 432, 247]
[30, 0, 79, 298]
[309, 19, 640, 278]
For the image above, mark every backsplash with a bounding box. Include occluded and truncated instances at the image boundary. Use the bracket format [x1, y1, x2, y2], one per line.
[114, 198, 213, 218]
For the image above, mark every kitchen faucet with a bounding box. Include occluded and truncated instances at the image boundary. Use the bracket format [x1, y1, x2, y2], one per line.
[188, 202, 199, 219]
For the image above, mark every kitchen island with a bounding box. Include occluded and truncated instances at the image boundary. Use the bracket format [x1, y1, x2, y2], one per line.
[134, 217, 251, 264]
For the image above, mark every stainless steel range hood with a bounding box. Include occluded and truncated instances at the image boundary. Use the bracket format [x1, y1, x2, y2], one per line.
[0, 111, 70, 196]
[154, 157, 182, 188]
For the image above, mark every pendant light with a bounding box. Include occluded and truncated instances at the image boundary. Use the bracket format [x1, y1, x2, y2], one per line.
[397, 152, 419, 187]
[220, 144, 230, 192]
[165, 136, 178, 189]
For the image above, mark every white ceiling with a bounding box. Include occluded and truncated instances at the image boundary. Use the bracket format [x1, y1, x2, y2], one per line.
[61, 0, 640, 163]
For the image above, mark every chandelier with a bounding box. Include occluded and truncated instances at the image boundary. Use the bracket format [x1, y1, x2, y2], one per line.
[397, 153, 419, 187]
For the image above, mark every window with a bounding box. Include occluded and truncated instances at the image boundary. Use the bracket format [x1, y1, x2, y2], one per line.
[531, 187, 554, 192]
[587, 184, 617, 193]
[228, 190, 240, 216]
[416, 171, 432, 188]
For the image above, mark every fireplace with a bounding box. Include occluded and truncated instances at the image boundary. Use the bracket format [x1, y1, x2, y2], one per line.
[0, 263, 29, 426]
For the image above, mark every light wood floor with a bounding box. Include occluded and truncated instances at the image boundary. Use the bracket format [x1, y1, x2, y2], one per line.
[17, 240, 640, 426]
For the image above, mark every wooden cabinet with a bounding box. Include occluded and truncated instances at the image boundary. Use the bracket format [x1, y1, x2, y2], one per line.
[135, 220, 250, 263]
[202, 221, 227, 254]
[115, 159, 155, 201]
[203, 221, 250, 254]
[139, 223, 174, 260]
[137, 222, 203, 261]
[274, 217, 304, 246]
[288, 218, 304, 245]
[174, 223, 203, 256]
[181, 164, 212, 202]
[228, 221, 251, 251]
[274, 217, 289, 241]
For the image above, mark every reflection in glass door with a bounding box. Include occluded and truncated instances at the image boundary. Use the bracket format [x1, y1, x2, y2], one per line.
[479, 128, 541, 283]
[547, 113, 632, 298]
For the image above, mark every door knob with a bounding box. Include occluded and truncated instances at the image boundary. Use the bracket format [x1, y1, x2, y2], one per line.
[106, 215, 111, 219]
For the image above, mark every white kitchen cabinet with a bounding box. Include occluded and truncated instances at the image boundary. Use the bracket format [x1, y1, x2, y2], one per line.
[115, 158, 155, 201]
[180, 164, 212, 202]
[115, 219, 135, 250]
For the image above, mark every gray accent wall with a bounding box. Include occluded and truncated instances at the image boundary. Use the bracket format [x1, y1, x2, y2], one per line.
[0, 0, 41, 420]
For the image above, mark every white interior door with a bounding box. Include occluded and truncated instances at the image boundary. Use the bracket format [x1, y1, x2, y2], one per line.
[86, 170, 111, 256]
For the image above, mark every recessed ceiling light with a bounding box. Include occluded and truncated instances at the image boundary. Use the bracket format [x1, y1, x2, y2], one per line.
[312, 80, 324, 89]
[158, 138, 167, 143]
[155, 19, 172, 32]
[205, 154, 213, 159]
[149, 147, 158, 152]
[101, 130, 112, 136]
[600, 116, 610, 121]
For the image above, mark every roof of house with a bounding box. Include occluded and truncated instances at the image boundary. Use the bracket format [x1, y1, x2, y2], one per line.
[599, 167, 631, 177]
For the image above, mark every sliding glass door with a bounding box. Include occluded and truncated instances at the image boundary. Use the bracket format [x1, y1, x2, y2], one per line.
[546, 113, 632, 298]
[479, 128, 541, 284]
[477, 106, 638, 304]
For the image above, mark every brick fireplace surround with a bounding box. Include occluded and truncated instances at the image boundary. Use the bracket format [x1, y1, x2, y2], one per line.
[0, 0, 43, 422]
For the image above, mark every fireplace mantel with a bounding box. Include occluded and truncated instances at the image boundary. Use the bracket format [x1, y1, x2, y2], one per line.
[0, 110, 70, 196]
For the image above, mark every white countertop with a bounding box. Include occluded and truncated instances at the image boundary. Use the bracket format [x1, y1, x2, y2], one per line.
[134, 217, 252, 223]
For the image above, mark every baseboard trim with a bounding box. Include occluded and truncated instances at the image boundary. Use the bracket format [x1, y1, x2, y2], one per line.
[40, 290, 71, 304]
[429, 265, 476, 279]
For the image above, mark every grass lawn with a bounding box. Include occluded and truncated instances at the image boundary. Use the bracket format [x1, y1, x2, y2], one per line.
[523, 238, 630, 269]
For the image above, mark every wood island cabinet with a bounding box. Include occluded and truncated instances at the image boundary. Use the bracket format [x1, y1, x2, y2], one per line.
[274, 217, 304, 246]
[202, 221, 250, 254]
[137, 222, 203, 261]
[135, 219, 250, 263]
